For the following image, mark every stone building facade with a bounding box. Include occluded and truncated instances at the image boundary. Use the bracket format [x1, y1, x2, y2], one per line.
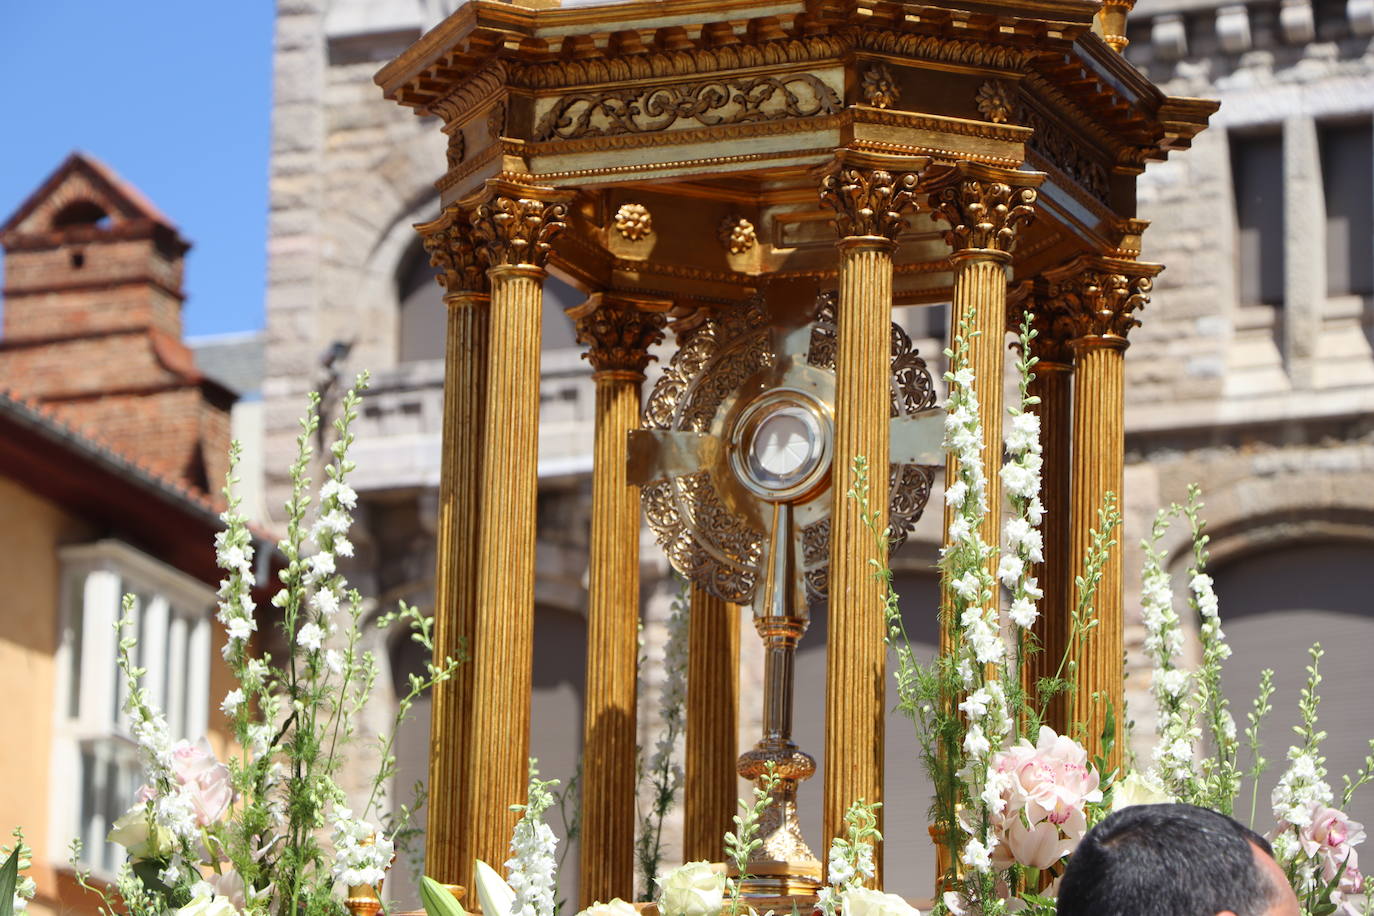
[1120, 0, 1374, 833]
[263, 0, 1373, 904]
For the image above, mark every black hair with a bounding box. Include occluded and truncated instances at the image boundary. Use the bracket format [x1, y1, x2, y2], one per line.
[1056, 803, 1282, 916]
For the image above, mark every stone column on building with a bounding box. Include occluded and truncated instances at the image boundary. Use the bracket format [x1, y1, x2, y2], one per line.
[817, 150, 929, 875]
[462, 180, 573, 877]
[1014, 287, 1075, 734]
[568, 291, 669, 905]
[683, 585, 740, 862]
[415, 204, 490, 891]
[926, 162, 1042, 652]
[1045, 255, 1159, 770]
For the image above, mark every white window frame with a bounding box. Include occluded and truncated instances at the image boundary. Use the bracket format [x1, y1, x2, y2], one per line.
[49, 540, 217, 876]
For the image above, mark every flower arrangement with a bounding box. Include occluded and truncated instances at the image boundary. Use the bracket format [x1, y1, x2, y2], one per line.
[73, 375, 460, 916]
[850, 310, 1374, 916]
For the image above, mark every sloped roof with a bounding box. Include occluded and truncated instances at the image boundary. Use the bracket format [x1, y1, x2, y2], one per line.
[0, 387, 275, 587]
[0, 151, 179, 238]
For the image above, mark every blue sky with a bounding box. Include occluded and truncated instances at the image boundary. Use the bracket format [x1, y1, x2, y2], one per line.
[1, 1, 275, 338]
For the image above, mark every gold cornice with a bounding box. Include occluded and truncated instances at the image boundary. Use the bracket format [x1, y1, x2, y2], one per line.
[429, 62, 508, 126]
[531, 147, 838, 183]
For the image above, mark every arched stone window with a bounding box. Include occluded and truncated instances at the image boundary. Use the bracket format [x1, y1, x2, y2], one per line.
[1212, 540, 1374, 831]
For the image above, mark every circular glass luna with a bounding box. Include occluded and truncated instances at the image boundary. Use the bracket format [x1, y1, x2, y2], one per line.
[730, 393, 832, 502]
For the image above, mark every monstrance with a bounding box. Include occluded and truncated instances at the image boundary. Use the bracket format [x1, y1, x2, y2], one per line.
[629, 291, 942, 906]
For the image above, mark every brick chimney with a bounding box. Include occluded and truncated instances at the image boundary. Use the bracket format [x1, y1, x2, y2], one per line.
[0, 153, 235, 494]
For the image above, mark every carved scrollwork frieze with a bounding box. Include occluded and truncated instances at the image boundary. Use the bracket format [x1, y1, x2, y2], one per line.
[818, 159, 926, 241]
[1017, 103, 1112, 206]
[568, 295, 669, 377]
[532, 74, 841, 142]
[415, 204, 486, 296]
[468, 189, 570, 270]
[927, 168, 1040, 254]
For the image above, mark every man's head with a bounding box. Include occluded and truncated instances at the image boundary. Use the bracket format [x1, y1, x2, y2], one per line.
[1056, 803, 1300, 916]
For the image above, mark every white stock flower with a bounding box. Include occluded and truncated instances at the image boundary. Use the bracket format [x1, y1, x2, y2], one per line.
[961, 837, 993, 873]
[220, 689, 245, 716]
[226, 616, 256, 643]
[296, 622, 325, 652]
[321, 478, 358, 509]
[1006, 411, 1041, 452]
[963, 724, 990, 757]
[658, 861, 725, 916]
[1000, 461, 1039, 499]
[325, 649, 344, 676]
[1009, 596, 1038, 629]
[330, 806, 394, 888]
[952, 571, 981, 602]
[1156, 668, 1189, 699]
[310, 586, 341, 617]
[959, 688, 991, 720]
[997, 554, 1024, 589]
[335, 536, 355, 558]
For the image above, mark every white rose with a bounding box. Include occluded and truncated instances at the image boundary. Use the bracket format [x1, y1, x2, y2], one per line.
[175, 895, 239, 916]
[577, 899, 639, 916]
[658, 861, 725, 916]
[107, 804, 173, 860]
[1111, 771, 1176, 813]
[840, 886, 922, 916]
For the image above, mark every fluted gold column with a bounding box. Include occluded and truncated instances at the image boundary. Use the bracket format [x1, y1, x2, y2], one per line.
[683, 586, 740, 863]
[1019, 298, 1074, 735]
[1045, 256, 1158, 770]
[416, 206, 490, 890]
[464, 181, 572, 874]
[818, 152, 928, 876]
[927, 164, 1042, 658]
[569, 293, 669, 905]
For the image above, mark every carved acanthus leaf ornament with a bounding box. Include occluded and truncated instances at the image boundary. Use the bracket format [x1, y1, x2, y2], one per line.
[1048, 265, 1157, 343]
[819, 164, 924, 240]
[928, 177, 1038, 253]
[416, 204, 486, 295]
[469, 193, 569, 269]
[570, 298, 668, 376]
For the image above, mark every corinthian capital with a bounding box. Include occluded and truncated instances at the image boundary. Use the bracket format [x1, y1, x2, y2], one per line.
[926, 162, 1044, 255]
[567, 293, 671, 378]
[1043, 255, 1162, 344]
[466, 180, 573, 269]
[819, 151, 930, 241]
[415, 204, 486, 296]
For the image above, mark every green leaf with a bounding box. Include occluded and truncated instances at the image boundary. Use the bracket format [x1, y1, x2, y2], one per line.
[420, 876, 467, 916]
[0, 848, 18, 916]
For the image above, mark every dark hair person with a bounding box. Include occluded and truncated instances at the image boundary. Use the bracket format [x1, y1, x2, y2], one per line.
[1057, 803, 1300, 916]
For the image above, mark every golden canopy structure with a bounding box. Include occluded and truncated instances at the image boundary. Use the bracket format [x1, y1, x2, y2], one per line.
[375, 0, 1215, 904]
